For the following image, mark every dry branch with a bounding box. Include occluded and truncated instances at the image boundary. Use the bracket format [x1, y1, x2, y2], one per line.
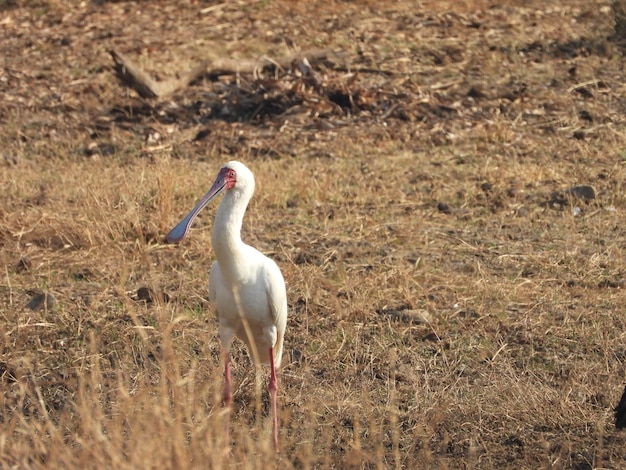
[110, 50, 161, 99]
[110, 48, 345, 99]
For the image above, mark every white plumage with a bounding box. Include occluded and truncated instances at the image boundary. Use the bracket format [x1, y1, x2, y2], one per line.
[167, 161, 287, 451]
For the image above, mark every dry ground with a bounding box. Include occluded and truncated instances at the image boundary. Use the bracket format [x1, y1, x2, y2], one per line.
[1, 0, 626, 468]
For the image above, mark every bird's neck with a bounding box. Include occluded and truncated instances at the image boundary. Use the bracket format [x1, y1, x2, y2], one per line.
[212, 191, 248, 271]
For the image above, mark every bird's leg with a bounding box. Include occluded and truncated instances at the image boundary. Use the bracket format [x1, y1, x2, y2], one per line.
[268, 346, 279, 453]
[223, 353, 233, 446]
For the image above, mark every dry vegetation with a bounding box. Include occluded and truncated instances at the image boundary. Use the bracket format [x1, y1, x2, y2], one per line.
[1, 0, 626, 468]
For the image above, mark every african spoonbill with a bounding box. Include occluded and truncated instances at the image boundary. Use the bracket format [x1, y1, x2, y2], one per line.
[166, 161, 287, 452]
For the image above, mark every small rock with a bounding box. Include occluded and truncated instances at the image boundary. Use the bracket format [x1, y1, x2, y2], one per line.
[514, 206, 529, 217]
[193, 128, 211, 142]
[84, 143, 116, 157]
[437, 202, 451, 214]
[403, 309, 432, 323]
[136, 287, 154, 302]
[599, 279, 624, 289]
[467, 85, 486, 99]
[26, 292, 57, 311]
[575, 87, 593, 98]
[567, 185, 596, 202]
[378, 308, 432, 324]
[134, 287, 170, 304]
[16, 257, 32, 273]
[579, 110, 593, 122]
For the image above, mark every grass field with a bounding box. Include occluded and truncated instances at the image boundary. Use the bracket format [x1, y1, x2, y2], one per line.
[2, 0, 626, 468]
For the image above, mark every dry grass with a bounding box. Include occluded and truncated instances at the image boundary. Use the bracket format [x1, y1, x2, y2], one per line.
[613, 0, 626, 42]
[1, 0, 626, 468]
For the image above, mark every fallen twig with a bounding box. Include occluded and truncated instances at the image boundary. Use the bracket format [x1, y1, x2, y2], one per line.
[110, 48, 346, 99]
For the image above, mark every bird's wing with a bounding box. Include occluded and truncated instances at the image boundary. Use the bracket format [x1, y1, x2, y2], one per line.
[209, 261, 219, 306]
[264, 260, 288, 328]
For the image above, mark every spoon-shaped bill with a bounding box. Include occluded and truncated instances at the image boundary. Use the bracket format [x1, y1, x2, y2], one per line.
[166, 179, 226, 243]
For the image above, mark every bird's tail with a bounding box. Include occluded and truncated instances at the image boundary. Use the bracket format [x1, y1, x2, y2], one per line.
[273, 336, 284, 369]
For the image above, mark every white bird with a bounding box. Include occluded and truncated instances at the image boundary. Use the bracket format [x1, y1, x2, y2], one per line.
[166, 161, 287, 452]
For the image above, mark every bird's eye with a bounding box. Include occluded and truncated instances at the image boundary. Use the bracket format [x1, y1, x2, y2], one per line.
[229, 170, 236, 179]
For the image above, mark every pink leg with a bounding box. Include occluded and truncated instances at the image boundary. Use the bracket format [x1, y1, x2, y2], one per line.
[268, 346, 279, 453]
[224, 353, 232, 446]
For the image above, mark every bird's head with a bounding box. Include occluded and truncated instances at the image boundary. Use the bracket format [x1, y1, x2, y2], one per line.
[220, 161, 255, 197]
[166, 161, 255, 243]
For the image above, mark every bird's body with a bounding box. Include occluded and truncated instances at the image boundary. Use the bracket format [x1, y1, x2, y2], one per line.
[210, 251, 286, 366]
[167, 161, 287, 451]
